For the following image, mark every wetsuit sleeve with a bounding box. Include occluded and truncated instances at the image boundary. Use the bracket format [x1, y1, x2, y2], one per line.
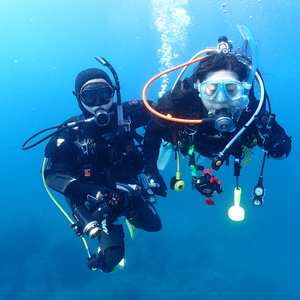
[143, 119, 164, 173]
[44, 128, 78, 194]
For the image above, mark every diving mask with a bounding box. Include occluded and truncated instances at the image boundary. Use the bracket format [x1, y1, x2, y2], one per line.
[79, 79, 114, 107]
[194, 71, 249, 119]
[195, 80, 245, 101]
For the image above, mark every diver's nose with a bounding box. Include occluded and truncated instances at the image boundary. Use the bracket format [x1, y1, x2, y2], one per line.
[216, 89, 226, 102]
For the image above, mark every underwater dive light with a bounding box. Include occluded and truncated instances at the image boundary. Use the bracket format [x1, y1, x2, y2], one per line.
[228, 187, 245, 221]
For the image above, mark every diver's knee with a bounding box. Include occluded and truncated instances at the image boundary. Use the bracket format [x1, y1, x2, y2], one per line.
[104, 246, 124, 263]
[144, 219, 162, 232]
[153, 219, 162, 232]
[101, 246, 125, 273]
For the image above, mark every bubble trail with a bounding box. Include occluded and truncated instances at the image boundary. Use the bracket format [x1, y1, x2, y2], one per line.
[151, 0, 191, 97]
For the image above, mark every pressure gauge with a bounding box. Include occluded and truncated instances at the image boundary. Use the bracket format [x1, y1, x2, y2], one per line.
[254, 186, 264, 196]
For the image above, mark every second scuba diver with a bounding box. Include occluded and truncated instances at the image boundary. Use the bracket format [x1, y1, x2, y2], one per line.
[143, 26, 292, 207]
[43, 60, 162, 272]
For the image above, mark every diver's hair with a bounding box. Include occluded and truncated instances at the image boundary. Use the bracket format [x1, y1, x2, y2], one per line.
[191, 53, 249, 82]
[154, 88, 203, 120]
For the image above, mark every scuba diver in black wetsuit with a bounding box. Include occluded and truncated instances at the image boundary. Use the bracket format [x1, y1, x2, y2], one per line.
[142, 26, 291, 211]
[27, 59, 162, 273]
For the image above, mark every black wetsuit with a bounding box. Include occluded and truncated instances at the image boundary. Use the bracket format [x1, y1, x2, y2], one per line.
[44, 100, 162, 272]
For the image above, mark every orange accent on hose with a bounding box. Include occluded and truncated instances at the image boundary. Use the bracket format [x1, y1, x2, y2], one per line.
[142, 56, 208, 124]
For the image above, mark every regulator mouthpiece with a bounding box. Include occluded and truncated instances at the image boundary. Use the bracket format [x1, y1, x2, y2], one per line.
[215, 116, 234, 132]
[213, 109, 237, 132]
[95, 110, 110, 126]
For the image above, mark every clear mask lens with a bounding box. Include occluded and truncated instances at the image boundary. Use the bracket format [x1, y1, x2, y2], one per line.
[199, 81, 244, 101]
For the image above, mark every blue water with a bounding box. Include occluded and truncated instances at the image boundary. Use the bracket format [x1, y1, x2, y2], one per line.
[1, 0, 299, 299]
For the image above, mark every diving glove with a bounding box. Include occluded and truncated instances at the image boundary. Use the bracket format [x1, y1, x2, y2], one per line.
[146, 170, 167, 197]
[255, 113, 291, 159]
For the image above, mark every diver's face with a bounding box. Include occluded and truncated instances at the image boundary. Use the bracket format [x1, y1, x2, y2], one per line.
[199, 70, 244, 115]
[79, 79, 114, 115]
